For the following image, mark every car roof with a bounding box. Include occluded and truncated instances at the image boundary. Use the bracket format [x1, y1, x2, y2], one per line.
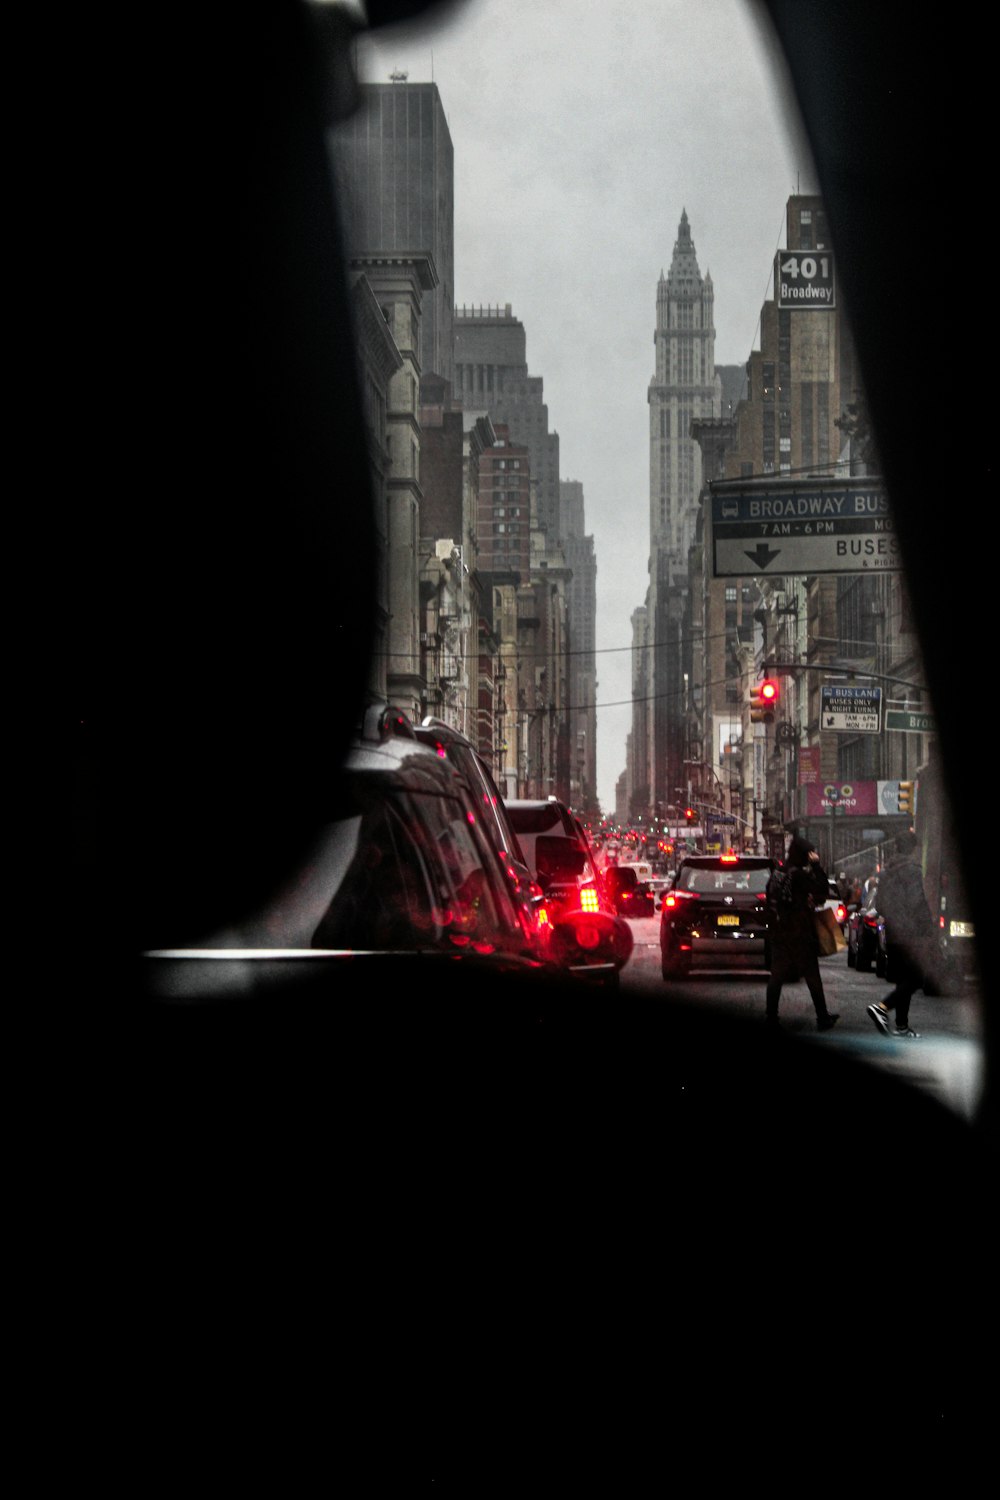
[345, 733, 469, 792]
[504, 797, 573, 816]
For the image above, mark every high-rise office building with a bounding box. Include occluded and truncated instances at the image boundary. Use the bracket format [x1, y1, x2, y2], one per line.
[331, 81, 455, 391]
[648, 209, 722, 587]
[561, 480, 598, 812]
[639, 211, 724, 814]
[453, 306, 561, 541]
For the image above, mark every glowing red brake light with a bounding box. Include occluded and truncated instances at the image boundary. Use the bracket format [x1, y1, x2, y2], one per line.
[579, 883, 600, 913]
[720, 852, 738, 864]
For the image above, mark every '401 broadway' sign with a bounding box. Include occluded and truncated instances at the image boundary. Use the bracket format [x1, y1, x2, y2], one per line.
[710, 477, 900, 578]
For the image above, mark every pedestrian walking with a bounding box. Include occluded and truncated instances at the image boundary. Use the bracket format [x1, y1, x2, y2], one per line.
[764, 835, 840, 1031]
[866, 830, 934, 1040]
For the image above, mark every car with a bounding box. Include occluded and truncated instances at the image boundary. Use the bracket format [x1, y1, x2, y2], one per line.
[145, 699, 560, 972]
[504, 797, 634, 985]
[659, 852, 776, 979]
[412, 716, 548, 957]
[603, 862, 656, 917]
[145, 704, 554, 986]
[820, 879, 848, 931]
[846, 884, 883, 972]
[815, 878, 848, 946]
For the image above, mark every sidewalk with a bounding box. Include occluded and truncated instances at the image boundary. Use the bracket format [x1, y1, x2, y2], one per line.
[805, 1028, 985, 1124]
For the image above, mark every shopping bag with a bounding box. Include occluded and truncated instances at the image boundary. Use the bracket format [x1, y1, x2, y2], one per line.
[815, 907, 846, 955]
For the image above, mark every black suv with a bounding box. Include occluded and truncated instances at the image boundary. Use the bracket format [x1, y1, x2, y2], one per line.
[659, 853, 776, 979]
[144, 705, 550, 996]
[413, 717, 546, 958]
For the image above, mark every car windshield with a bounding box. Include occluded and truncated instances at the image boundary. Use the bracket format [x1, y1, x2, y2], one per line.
[68, 3, 995, 1485]
[116, 0, 981, 1122]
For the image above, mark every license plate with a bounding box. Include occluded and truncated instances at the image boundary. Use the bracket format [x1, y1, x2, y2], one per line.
[949, 921, 975, 938]
[717, 914, 740, 927]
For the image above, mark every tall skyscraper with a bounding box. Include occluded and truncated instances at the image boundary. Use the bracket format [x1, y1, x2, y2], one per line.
[640, 211, 724, 814]
[453, 306, 561, 541]
[331, 81, 455, 391]
[648, 210, 721, 587]
[561, 480, 598, 812]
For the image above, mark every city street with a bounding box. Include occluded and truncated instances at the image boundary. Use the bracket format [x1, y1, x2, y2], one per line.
[618, 915, 985, 1125]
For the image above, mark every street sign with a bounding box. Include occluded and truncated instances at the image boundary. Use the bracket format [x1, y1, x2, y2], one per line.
[776, 249, 835, 309]
[885, 709, 935, 734]
[821, 684, 882, 733]
[710, 479, 900, 578]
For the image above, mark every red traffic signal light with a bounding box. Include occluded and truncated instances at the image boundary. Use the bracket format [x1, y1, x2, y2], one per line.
[684, 807, 695, 822]
[749, 677, 779, 722]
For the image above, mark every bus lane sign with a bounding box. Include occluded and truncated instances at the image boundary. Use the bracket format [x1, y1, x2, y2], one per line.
[821, 684, 881, 733]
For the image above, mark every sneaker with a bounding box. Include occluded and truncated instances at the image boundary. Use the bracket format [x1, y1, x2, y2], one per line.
[817, 1013, 840, 1032]
[893, 1025, 921, 1039]
[867, 1003, 891, 1036]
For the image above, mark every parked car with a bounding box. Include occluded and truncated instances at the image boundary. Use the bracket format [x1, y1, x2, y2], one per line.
[413, 716, 548, 957]
[846, 884, 884, 972]
[660, 853, 776, 979]
[504, 797, 634, 985]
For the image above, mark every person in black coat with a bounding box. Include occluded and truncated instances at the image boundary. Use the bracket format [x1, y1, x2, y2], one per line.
[866, 829, 934, 1040]
[764, 835, 840, 1031]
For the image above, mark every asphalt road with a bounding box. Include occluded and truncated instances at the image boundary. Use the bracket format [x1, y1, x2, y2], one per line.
[619, 914, 985, 1125]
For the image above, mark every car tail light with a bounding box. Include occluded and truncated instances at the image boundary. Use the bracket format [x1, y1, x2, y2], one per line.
[663, 889, 698, 908]
[836, 903, 847, 924]
[579, 883, 600, 913]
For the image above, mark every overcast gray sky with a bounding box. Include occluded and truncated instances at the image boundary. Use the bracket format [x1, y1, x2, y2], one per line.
[354, 0, 819, 813]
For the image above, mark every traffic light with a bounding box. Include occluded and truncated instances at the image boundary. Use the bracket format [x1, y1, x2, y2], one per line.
[684, 806, 696, 823]
[897, 780, 913, 815]
[749, 677, 779, 723]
